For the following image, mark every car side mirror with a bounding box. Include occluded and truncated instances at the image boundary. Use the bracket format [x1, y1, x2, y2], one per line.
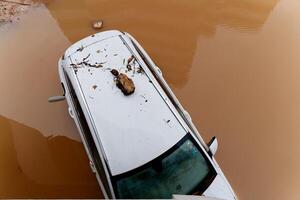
[48, 95, 65, 103]
[207, 136, 218, 157]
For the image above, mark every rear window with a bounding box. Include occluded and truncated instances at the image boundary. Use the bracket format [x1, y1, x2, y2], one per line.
[112, 134, 216, 199]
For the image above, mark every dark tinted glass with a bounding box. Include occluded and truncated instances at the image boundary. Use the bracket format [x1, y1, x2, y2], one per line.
[114, 135, 216, 199]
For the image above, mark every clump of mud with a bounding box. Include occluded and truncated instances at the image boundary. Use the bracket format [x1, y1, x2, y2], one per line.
[111, 69, 135, 96]
[0, 0, 38, 24]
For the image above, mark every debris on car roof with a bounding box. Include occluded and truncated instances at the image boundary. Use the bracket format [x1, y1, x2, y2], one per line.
[110, 69, 119, 76]
[111, 69, 135, 96]
[127, 55, 135, 64]
[92, 85, 98, 90]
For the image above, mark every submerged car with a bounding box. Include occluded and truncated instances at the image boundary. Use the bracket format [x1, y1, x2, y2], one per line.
[49, 30, 237, 199]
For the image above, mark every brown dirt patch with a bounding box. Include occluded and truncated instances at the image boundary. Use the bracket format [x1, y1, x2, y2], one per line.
[0, 0, 38, 24]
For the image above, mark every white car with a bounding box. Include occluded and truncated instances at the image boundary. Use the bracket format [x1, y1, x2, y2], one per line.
[49, 30, 237, 200]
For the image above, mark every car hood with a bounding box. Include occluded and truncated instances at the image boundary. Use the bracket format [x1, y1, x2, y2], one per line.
[203, 175, 236, 200]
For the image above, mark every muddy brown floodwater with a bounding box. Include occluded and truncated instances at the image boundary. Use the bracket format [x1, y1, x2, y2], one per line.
[1, 0, 300, 199]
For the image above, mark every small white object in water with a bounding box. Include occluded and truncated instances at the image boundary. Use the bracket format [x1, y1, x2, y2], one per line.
[92, 20, 103, 29]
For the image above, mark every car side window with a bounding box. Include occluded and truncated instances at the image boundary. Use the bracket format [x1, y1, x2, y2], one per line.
[64, 71, 113, 198]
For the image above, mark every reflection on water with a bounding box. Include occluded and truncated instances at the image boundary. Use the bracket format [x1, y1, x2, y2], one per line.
[0, 5, 101, 198]
[0, 115, 101, 198]
[45, 0, 278, 87]
[173, 1, 300, 199]
[46, 0, 300, 199]
[1, 0, 300, 199]
[0, 5, 78, 140]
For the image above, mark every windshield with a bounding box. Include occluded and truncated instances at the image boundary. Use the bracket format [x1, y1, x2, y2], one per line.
[112, 134, 216, 199]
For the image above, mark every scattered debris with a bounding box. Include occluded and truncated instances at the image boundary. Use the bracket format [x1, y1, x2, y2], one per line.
[137, 66, 144, 74]
[92, 20, 103, 29]
[77, 46, 84, 52]
[113, 54, 118, 56]
[70, 63, 83, 73]
[96, 50, 101, 53]
[126, 64, 132, 71]
[110, 69, 119, 76]
[163, 119, 172, 127]
[127, 55, 135, 64]
[92, 85, 97, 90]
[125, 55, 139, 73]
[80, 61, 104, 68]
[83, 53, 91, 61]
[70, 60, 104, 72]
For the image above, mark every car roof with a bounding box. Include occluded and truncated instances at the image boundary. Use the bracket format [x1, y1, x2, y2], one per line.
[62, 30, 187, 176]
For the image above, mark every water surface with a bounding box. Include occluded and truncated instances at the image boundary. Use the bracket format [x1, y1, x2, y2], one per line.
[1, 0, 300, 199]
